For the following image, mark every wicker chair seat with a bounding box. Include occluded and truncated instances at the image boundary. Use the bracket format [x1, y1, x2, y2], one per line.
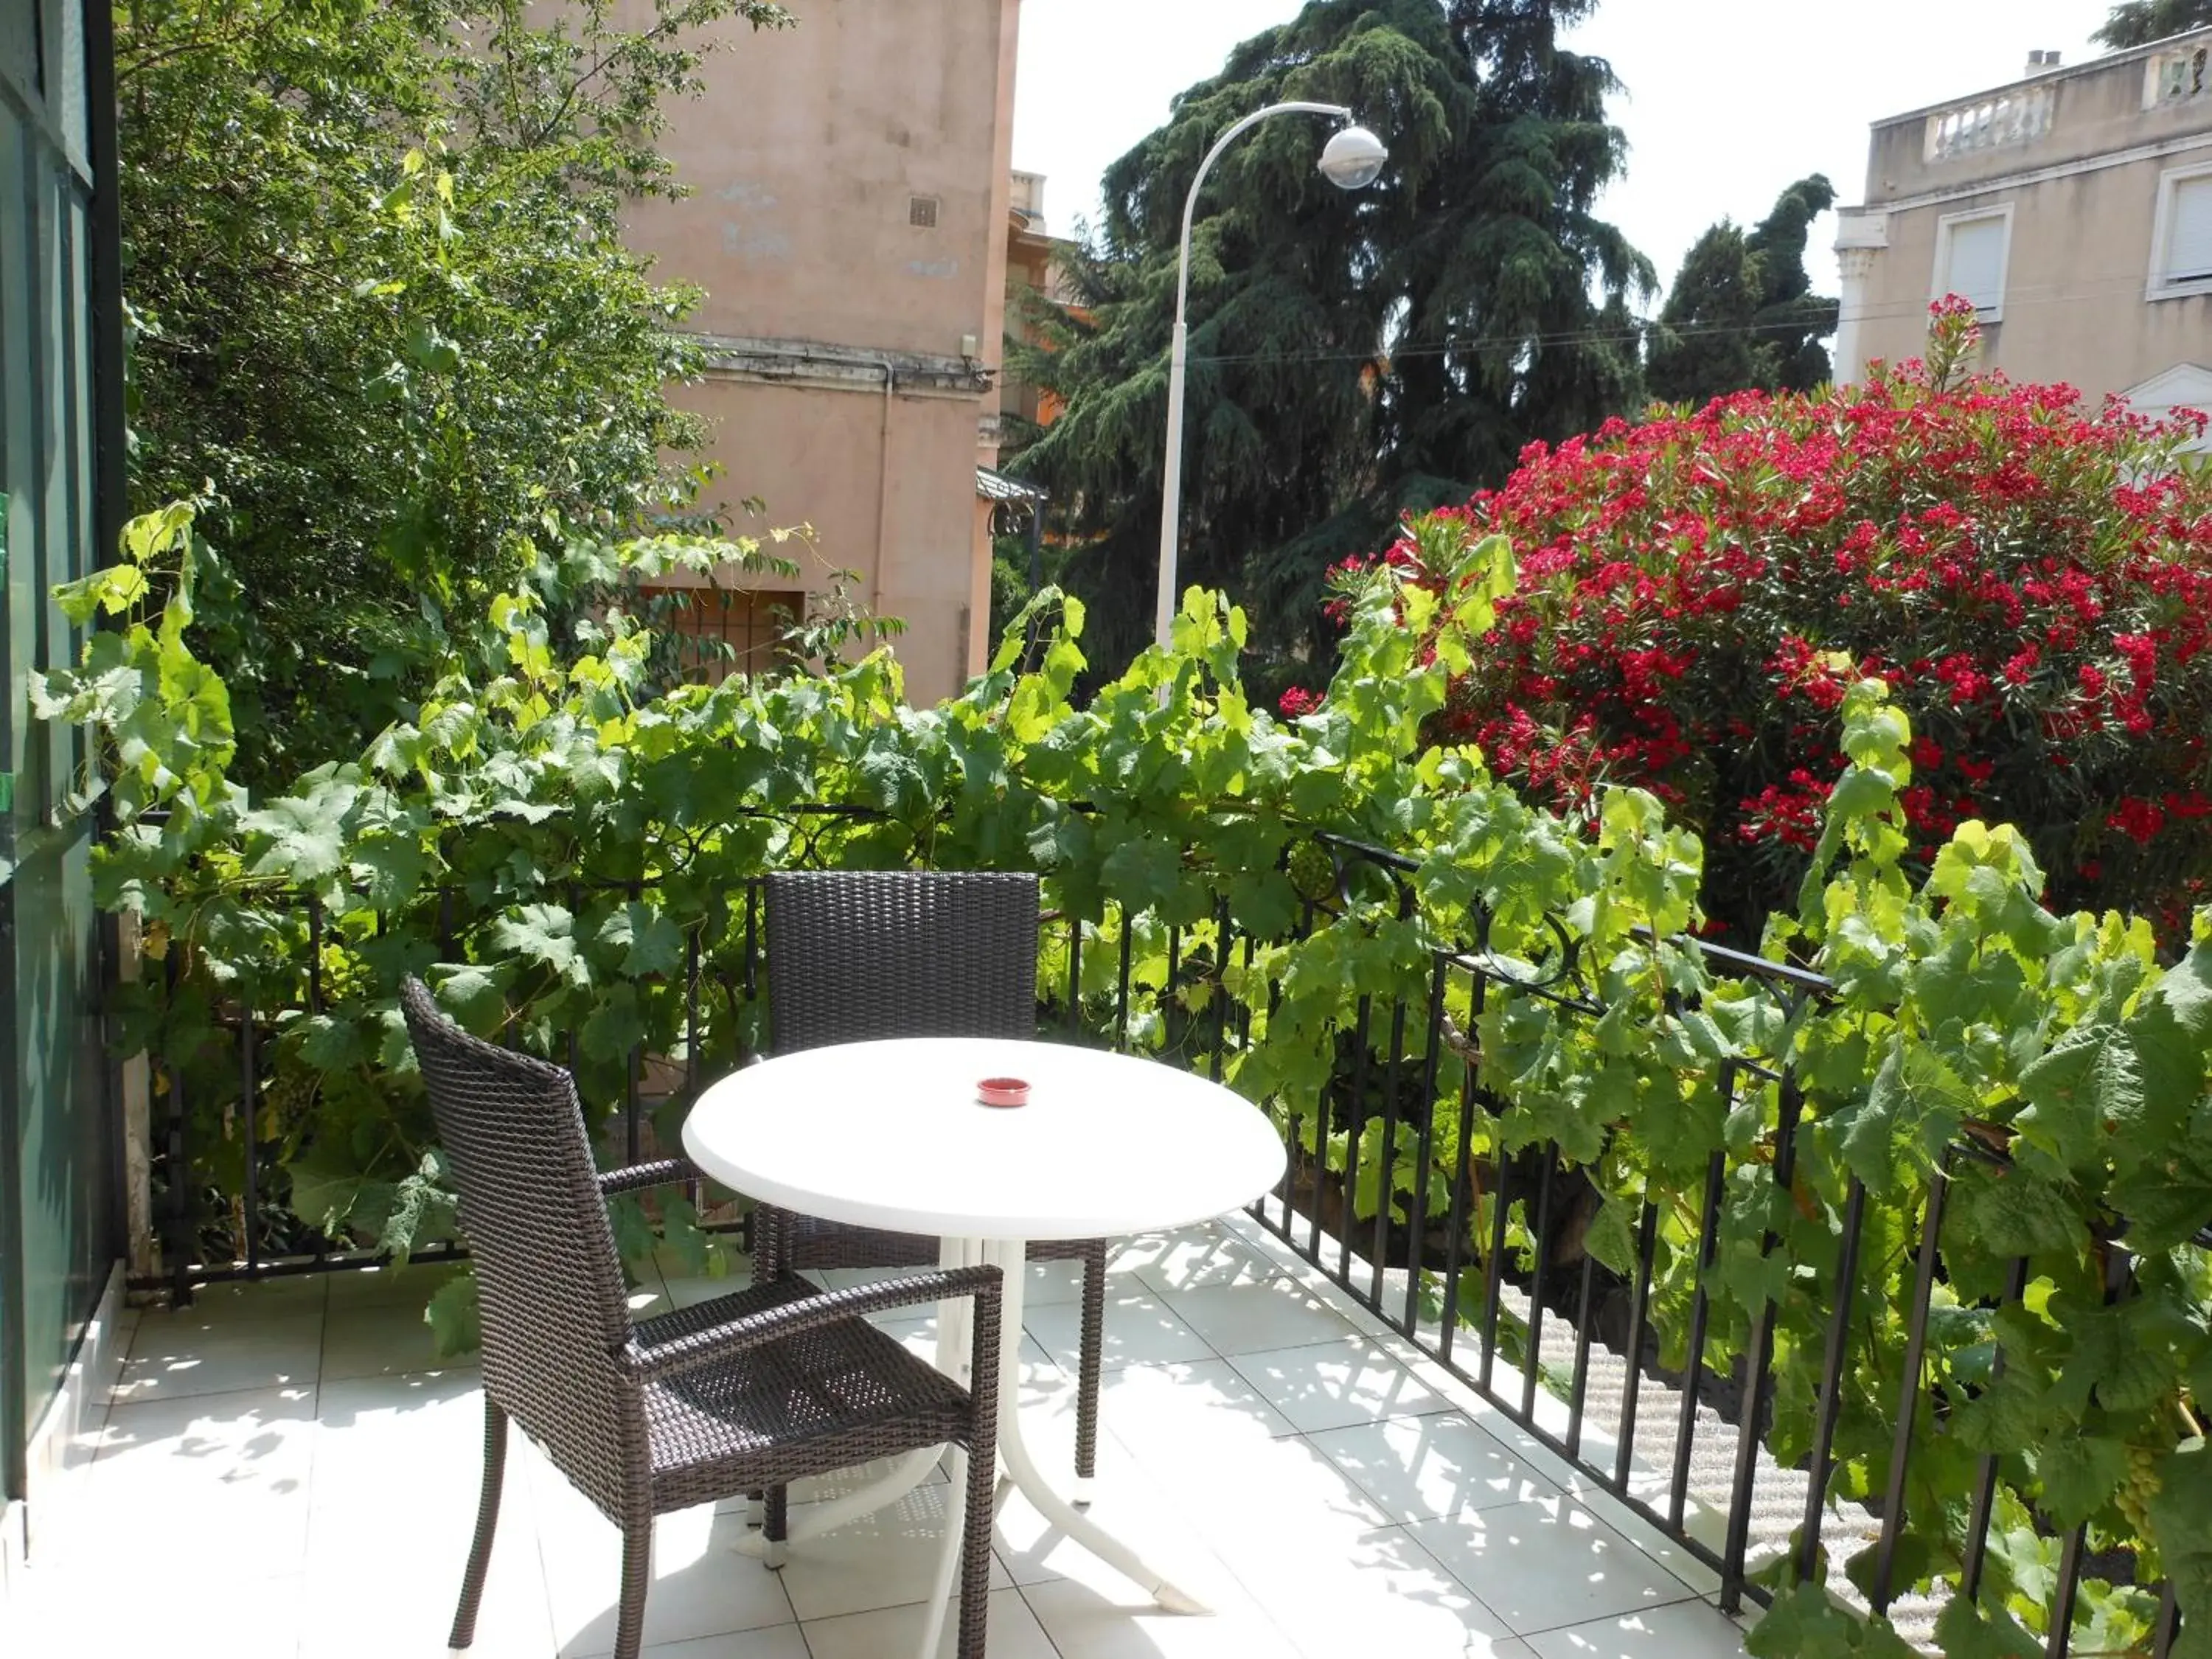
[638, 1281, 970, 1506]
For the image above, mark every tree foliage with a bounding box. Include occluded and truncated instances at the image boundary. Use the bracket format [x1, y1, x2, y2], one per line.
[1009, 0, 1650, 687]
[119, 0, 790, 787]
[1646, 174, 1838, 406]
[2096, 0, 2212, 48]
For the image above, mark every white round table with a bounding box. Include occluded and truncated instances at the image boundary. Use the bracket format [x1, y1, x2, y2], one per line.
[684, 1037, 1286, 1652]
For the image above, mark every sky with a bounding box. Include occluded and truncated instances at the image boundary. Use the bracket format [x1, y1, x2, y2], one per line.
[1011, 0, 2117, 299]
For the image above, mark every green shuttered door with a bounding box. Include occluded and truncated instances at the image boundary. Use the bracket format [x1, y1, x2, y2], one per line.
[0, 0, 116, 1504]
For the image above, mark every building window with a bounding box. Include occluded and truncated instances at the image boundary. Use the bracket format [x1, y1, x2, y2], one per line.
[1931, 206, 2013, 321]
[661, 588, 802, 683]
[2149, 44, 2209, 106]
[2149, 165, 2212, 299]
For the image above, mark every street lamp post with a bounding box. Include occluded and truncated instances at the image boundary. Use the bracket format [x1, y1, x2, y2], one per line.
[1153, 105, 1387, 652]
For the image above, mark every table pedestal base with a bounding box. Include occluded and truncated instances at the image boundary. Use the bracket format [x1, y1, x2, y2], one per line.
[732, 1237, 1208, 1656]
[727, 1444, 943, 1560]
[909, 1237, 1208, 1658]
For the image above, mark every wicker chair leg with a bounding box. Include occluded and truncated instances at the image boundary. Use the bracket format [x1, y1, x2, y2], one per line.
[612, 1519, 653, 1659]
[1074, 1240, 1107, 1486]
[762, 1484, 789, 1569]
[960, 1279, 1004, 1659]
[955, 1439, 997, 1659]
[735, 1200, 782, 1524]
[446, 1398, 508, 1653]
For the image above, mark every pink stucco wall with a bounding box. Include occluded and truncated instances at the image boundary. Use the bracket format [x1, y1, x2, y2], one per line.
[619, 0, 1023, 700]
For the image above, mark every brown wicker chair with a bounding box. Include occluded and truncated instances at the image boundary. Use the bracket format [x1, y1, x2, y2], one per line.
[400, 978, 1002, 1659]
[755, 869, 1108, 1487]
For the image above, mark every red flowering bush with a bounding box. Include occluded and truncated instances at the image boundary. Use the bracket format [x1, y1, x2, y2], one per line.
[1382, 300, 2212, 935]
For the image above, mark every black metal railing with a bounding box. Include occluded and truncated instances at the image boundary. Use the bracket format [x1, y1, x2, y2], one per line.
[144, 803, 908, 1296]
[134, 818, 2201, 1657]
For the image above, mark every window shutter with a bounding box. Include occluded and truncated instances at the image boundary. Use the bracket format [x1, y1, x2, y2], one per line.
[2166, 175, 2212, 285]
[1943, 217, 2008, 313]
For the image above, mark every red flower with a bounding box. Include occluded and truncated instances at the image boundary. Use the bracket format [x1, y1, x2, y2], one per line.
[1278, 687, 1321, 718]
[1739, 776, 1827, 853]
[2164, 790, 2212, 821]
[1932, 655, 1990, 709]
[2112, 633, 2159, 689]
[2109, 798, 2167, 846]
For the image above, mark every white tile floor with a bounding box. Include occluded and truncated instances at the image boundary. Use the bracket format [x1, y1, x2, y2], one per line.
[13, 1217, 1753, 1659]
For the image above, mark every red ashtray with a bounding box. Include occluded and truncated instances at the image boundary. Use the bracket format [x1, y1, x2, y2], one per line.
[977, 1077, 1031, 1108]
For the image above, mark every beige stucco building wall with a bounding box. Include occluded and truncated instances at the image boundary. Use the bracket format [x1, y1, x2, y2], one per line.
[619, 0, 1023, 702]
[1835, 31, 2212, 439]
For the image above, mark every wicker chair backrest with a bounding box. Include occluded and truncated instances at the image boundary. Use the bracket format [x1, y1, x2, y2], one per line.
[400, 978, 643, 1512]
[763, 870, 1040, 1052]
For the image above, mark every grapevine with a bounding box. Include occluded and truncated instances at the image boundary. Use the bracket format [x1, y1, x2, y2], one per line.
[316, 944, 372, 1004]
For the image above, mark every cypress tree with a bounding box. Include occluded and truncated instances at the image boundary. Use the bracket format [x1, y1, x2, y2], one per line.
[1745, 175, 1839, 393]
[1644, 224, 1766, 406]
[1646, 175, 1837, 407]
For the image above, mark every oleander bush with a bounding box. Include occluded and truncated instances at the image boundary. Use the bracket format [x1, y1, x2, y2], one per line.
[1354, 299, 2212, 941]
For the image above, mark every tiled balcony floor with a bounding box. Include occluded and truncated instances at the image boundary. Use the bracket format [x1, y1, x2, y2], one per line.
[13, 1217, 1754, 1658]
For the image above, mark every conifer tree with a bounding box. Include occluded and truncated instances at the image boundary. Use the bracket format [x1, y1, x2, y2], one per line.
[1644, 224, 1764, 406]
[1646, 175, 1837, 406]
[2095, 0, 2212, 48]
[1009, 0, 1649, 682]
[1744, 175, 1839, 392]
